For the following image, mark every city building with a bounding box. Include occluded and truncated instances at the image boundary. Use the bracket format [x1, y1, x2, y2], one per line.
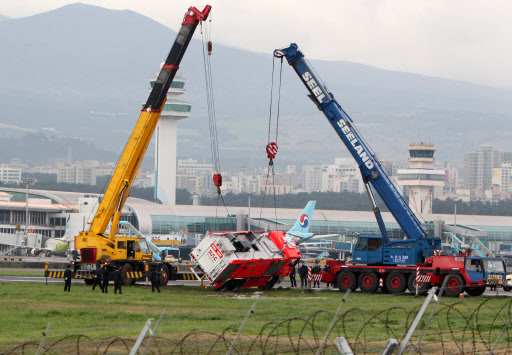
[464, 145, 502, 198]
[57, 163, 97, 185]
[301, 165, 323, 192]
[0, 163, 22, 184]
[397, 142, 445, 215]
[154, 76, 191, 205]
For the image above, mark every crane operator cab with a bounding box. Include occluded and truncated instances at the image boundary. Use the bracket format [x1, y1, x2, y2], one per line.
[113, 237, 150, 261]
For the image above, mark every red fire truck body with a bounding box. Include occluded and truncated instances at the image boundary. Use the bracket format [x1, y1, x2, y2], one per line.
[190, 230, 301, 291]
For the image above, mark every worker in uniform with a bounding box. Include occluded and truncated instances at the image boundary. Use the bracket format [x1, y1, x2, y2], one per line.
[63, 264, 72, 292]
[299, 260, 308, 288]
[102, 264, 110, 293]
[312, 261, 321, 288]
[113, 265, 123, 294]
[289, 262, 297, 287]
[150, 269, 162, 293]
[324, 263, 332, 288]
[92, 264, 104, 292]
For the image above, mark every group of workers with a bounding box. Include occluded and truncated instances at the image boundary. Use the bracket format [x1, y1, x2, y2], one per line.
[63, 264, 162, 294]
[92, 264, 124, 294]
[288, 260, 331, 289]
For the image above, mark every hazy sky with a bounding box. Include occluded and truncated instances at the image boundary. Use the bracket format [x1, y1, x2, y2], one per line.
[1, 0, 511, 89]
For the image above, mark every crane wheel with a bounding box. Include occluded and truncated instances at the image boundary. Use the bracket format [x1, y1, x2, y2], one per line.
[444, 274, 464, 297]
[386, 272, 406, 294]
[465, 285, 486, 297]
[159, 265, 169, 286]
[407, 273, 429, 295]
[121, 263, 133, 286]
[358, 272, 379, 293]
[337, 271, 357, 292]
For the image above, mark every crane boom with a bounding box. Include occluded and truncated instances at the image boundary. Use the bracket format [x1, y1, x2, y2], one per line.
[82, 6, 211, 246]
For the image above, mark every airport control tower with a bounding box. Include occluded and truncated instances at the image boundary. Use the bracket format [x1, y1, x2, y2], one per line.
[153, 75, 191, 205]
[397, 142, 445, 215]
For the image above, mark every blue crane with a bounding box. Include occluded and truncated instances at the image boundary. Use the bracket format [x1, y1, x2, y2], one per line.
[274, 43, 441, 265]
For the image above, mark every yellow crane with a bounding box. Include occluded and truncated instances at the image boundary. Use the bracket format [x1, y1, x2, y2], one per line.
[73, 5, 211, 286]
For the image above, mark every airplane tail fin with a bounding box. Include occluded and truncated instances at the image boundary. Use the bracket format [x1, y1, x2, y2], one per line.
[286, 201, 316, 243]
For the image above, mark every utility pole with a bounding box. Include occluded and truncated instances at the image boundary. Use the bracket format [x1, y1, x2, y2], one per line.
[246, 193, 253, 230]
[22, 178, 36, 234]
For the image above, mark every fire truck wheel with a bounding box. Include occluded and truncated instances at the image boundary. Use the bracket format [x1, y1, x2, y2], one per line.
[217, 280, 233, 292]
[504, 286, 512, 292]
[444, 274, 464, 297]
[231, 279, 246, 291]
[407, 273, 429, 295]
[465, 285, 486, 297]
[358, 272, 379, 293]
[122, 263, 133, 286]
[84, 278, 94, 286]
[386, 272, 406, 294]
[337, 271, 357, 292]
[159, 265, 169, 286]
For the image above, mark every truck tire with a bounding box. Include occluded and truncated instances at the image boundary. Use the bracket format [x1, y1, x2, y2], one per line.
[358, 272, 379, 293]
[444, 274, 464, 297]
[217, 280, 233, 292]
[504, 286, 512, 292]
[465, 285, 486, 297]
[337, 271, 357, 292]
[159, 265, 169, 286]
[84, 278, 94, 286]
[407, 273, 429, 295]
[122, 263, 134, 286]
[386, 272, 406, 294]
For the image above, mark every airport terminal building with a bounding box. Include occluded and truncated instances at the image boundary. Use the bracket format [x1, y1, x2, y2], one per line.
[1, 187, 512, 256]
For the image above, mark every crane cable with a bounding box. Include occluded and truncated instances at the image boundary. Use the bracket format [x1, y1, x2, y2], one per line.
[259, 55, 284, 230]
[199, 15, 235, 229]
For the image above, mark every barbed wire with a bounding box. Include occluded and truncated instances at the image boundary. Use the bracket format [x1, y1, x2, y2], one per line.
[3, 297, 512, 354]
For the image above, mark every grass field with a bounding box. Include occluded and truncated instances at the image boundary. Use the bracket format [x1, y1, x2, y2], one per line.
[1, 281, 512, 353]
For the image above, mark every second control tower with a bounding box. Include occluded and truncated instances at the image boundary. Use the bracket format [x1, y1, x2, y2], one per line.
[397, 142, 445, 215]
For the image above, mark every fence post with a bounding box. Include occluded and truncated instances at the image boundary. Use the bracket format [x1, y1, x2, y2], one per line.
[381, 339, 398, 355]
[130, 318, 154, 355]
[316, 289, 351, 355]
[142, 309, 166, 355]
[35, 323, 52, 355]
[410, 275, 450, 354]
[227, 302, 257, 355]
[334, 337, 353, 355]
[396, 287, 438, 355]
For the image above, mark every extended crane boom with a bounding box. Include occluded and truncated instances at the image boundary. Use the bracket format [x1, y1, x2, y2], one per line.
[86, 6, 211, 245]
[275, 43, 441, 265]
[74, 6, 211, 283]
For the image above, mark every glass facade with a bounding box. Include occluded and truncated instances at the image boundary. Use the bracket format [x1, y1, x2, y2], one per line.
[150, 80, 185, 89]
[410, 150, 434, 158]
[162, 103, 191, 113]
[151, 215, 237, 234]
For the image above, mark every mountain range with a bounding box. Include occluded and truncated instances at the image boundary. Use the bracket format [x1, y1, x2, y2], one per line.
[0, 3, 511, 169]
